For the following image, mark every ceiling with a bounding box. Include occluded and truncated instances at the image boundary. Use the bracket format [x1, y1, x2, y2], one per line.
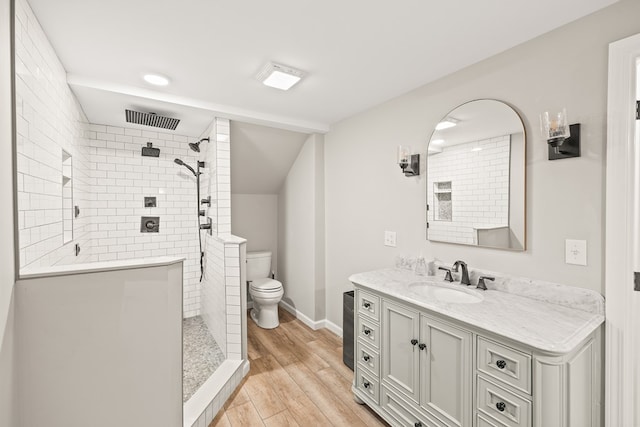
[27, 0, 617, 136]
[24, 0, 618, 195]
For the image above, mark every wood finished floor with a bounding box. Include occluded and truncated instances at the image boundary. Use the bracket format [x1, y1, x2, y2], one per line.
[210, 308, 389, 427]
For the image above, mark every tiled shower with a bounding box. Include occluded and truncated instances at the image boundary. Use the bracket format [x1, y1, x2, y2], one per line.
[13, 0, 242, 419]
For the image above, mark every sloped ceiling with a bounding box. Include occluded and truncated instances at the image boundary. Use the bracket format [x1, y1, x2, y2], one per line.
[230, 121, 307, 194]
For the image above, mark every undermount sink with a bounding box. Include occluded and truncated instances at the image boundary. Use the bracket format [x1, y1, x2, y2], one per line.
[407, 282, 484, 304]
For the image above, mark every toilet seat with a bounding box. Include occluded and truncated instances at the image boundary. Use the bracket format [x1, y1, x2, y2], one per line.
[249, 278, 283, 292]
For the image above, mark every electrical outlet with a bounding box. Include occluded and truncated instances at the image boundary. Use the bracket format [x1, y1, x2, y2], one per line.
[384, 231, 397, 247]
[565, 239, 587, 266]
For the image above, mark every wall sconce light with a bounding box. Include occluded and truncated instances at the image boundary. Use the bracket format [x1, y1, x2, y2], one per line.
[540, 108, 581, 160]
[397, 145, 420, 176]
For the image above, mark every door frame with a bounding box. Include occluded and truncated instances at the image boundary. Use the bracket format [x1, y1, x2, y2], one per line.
[605, 31, 640, 427]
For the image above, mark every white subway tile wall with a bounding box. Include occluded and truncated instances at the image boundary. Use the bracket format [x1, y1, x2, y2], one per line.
[215, 119, 232, 234]
[223, 241, 243, 360]
[15, 0, 93, 269]
[427, 135, 510, 244]
[84, 125, 203, 317]
[200, 118, 244, 358]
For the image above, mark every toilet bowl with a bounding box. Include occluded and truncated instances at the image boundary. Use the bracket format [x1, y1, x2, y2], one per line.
[247, 251, 283, 329]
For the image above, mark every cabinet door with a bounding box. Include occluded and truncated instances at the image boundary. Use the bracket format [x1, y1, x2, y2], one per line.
[381, 300, 420, 403]
[420, 315, 472, 427]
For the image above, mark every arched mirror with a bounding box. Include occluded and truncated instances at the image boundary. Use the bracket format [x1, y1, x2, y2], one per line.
[427, 99, 526, 250]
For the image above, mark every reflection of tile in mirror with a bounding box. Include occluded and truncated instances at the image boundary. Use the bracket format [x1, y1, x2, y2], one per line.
[434, 181, 452, 221]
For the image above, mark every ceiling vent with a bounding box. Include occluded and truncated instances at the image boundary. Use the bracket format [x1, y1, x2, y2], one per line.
[125, 109, 180, 130]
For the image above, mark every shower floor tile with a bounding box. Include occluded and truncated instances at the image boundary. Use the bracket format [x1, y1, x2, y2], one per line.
[183, 315, 225, 402]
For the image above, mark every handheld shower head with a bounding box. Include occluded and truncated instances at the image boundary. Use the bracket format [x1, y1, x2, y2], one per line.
[188, 137, 210, 153]
[174, 158, 197, 176]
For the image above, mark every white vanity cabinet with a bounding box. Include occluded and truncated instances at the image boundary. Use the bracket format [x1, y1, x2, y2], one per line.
[381, 299, 472, 427]
[351, 281, 603, 427]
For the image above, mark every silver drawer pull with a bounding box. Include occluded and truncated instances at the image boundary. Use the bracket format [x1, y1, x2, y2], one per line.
[496, 360, 507, 369]
[363, 328, 372, 336]
[363, 380, 370, 389]
[363, 301, 371, 309]
[363, 354, 370, 362]
[496, 402, 506, 412]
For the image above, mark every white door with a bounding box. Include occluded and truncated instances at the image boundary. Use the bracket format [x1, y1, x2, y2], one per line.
[381, 300, 420, 402]
[420, 315, 472, 427]
[606, 32, 640, 427]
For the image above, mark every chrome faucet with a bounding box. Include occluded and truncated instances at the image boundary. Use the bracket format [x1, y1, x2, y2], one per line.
[452, 260, 471, 285]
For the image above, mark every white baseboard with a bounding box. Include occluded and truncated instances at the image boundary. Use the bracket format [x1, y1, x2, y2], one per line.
[321, 319, 343, 338]
[278, 301, 343, 337]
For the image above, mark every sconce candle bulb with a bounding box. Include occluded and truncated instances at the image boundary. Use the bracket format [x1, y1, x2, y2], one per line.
[397, 145, 420, 177]
[540, 109, 570, 150]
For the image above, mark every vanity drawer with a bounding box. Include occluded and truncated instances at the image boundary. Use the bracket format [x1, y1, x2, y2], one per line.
[478, 337, 532, 394]
[357, 290, 380, 321]
[356, 368, 380, 405]
[356, 340, 379, 377]
[477, 413, 508, 427]
[357, 316, 380, 349]
[477, 376, 531, 427]
[381, 385, 446, 427]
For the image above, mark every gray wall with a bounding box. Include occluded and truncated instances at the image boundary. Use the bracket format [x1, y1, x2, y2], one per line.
[0, 0, 17, 424]
[231, 194, 279, 272]
[323, 0, 640, 326]
[278, 134, 325, 321]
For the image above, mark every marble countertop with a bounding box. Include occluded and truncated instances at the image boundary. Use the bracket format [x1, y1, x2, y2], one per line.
[349, 268, 605, 355]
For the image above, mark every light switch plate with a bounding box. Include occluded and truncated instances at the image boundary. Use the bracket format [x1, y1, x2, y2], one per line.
[565, 239, 587, 266]
[384, 231, 397, 247]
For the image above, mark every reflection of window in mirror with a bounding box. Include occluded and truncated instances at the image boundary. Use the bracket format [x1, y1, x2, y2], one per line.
[62, 150, 73, 244]
[434, 181, 452, 221]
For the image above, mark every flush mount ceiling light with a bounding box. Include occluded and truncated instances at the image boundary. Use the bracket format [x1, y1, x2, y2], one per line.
[143, 73, 170, 86]
[431, 139, 445, 145]
[257, 62, 305, 91]
[435, 117, 459, 130]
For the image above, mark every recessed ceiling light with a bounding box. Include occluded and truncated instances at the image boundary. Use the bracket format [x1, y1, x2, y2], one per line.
[143, 73, 170, 86]
[257, 62, 305, 91]
[431, 139, 445, 145]
[471, 147, 482, 152]
[435, 118, 459, 130]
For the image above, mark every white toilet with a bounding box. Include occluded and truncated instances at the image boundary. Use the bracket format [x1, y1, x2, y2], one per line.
[247, 251, 283, 329]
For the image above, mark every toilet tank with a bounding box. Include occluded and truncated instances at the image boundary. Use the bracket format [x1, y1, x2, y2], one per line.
[246, 251, 272, 280]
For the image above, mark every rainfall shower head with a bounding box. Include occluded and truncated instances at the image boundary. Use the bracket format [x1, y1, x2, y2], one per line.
[188, 137, 210, 153]
[174, 158, 197, 176]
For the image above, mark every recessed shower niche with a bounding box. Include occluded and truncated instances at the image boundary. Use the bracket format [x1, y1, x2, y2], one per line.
[62, 150, 73, 244]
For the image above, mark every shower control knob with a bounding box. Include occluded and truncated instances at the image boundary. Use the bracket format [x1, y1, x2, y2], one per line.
[496, 360, 507, 369]
[145, 220, 156, 230]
